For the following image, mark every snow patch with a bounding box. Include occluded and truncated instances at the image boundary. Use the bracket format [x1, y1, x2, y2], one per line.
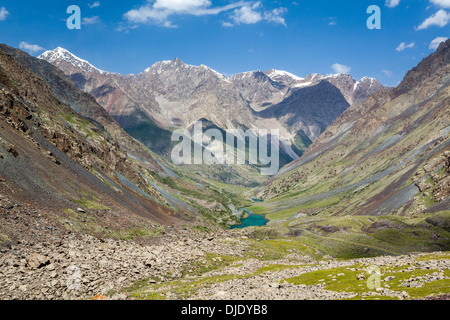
[267, 70, 304, 82]
[354, 77, 377, 90]
[294, 81, 313, 88]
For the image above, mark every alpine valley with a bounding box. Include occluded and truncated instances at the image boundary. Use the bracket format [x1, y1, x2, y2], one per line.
[0, 40, 448, 301]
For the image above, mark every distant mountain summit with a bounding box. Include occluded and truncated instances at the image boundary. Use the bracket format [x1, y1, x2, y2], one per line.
[265, 69, 305, 83]
[264, 71, 384, 105]
[135, 57, 253, 130]
[39, 47, 107, 75]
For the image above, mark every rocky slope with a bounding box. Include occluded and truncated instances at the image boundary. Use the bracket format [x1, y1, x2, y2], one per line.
[253, 40, 450, 224]
[0, 45, 192, 230]
[258, 80, 350, 144]
[230, 70, 286, 112]
[0, 43, 258, 254]
[0, 45, 164, 163]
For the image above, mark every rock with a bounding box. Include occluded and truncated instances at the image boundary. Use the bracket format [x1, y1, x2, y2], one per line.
[117, 277, 127, 284]
[76, 208, 86, 213]
[214, 291, 227, 297]
[26, 253, 50, 269]
[6, 145, 18, 157]
[144, 259, 153, 268]
[46, 264, 56, 271]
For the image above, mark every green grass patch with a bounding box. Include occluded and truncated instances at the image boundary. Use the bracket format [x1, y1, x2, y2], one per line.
[73, 197, 110, 211]
[246, 238, 321, 261]
[180, 253, 243, 278]
[285, 265, 450, 300]
[255, 264, 304, 274]
[191, 225, 212, 233]
[60, 208, 162, 240]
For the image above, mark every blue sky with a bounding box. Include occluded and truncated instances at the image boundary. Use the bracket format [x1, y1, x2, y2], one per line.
[0, 0, 448, 86]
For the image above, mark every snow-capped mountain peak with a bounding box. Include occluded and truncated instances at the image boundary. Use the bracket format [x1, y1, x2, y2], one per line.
[354, 76, 381, 91]
[325, 73, 352, 79]
[38, 47, 106, 74]
[304, 73, 325, 82]
[143, 58, 229, 82]
[265, 69, 304, 83]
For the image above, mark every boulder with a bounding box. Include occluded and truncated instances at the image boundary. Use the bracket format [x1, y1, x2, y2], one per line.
[26, 253, 50, 269]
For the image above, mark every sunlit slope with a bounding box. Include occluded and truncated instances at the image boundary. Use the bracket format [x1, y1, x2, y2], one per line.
[254, 40, 450, 221]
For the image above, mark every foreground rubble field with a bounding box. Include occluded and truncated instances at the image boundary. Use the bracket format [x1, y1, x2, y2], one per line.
[1, 228, 448, 300]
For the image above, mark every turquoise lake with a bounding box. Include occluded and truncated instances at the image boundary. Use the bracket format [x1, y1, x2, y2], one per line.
[231, 213, 269, 229]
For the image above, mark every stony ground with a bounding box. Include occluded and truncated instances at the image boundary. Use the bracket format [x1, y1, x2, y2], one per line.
[0, 229, 245, 300]
[191, 253, 449, 300]
[1, 227, 449, 300]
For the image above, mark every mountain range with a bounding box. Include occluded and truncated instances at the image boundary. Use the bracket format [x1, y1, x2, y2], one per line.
[39, 48, 384, 163]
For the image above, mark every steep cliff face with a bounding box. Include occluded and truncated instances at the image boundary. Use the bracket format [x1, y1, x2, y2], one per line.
[256, 40, 450, 219]
[259, 80, 350, 143]
[231, 70, 286, 112]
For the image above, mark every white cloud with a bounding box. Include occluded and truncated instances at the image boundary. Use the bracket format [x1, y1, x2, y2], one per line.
[115, 23, 139, 32]
[429, 36, 448, 49]
[385, 0, 401, 8]
[264, 7, 287, 26]
[82, 16, 101, 25]
[331, 63, 351, 74]
[19, 42, 45, 54]
[153, 0, 212, 12]
[395, 42, 415, 51]
[124, 0, 287, 28]
[326, 17, 337, 26]
[222, 21, 234, 27]
[226, 2, 287, 27]
[0, 7, 9, 21]
[89, 2, 101, 8]
[231, 3, 262, 25]
[124, 0, 246, 27]
[382, 69, 394, 78]
[416, 9, 450, 30]
[430, 0, 450, 8]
